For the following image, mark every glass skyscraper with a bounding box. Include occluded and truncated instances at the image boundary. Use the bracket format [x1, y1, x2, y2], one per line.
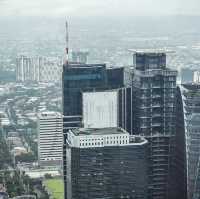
[62, 63, 108, 197]
[66, 127, 148, 199]
[177, 83, 200, 199]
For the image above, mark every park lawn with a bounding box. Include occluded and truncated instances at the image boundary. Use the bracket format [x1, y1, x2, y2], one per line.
[44, 178, 64, 199]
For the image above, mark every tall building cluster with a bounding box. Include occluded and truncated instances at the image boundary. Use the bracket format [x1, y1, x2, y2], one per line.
[61, 50, 191, 199]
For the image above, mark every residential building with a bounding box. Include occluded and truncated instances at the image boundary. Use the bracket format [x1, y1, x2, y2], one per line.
[66, 127, 148, 199]
[16, 56, 35, 82]
[38, 112, 62, 167]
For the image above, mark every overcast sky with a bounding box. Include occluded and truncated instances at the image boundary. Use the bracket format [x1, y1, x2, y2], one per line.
[0, 0, 200, 17]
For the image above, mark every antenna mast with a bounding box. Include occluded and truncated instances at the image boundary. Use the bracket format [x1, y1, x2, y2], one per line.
[65, 20, 69, 65]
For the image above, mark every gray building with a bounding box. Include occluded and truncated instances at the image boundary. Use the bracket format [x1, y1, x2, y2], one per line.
[131, 51, 178, 199]
[66, 127, 148, 199]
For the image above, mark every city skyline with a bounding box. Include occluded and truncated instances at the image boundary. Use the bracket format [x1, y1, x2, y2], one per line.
[1, 2, 200, 197]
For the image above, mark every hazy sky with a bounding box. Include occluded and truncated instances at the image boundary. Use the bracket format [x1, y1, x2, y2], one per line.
[0, 0, 200, 17]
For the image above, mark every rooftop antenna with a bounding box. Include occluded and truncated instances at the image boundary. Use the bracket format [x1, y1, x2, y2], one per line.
[65, 20, 69, 65]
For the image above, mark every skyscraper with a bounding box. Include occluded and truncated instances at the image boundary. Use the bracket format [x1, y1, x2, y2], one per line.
[38, 112, 63, 167]
[177, 83, 200, 199]
[63, 63, 108, 197]
[62, 63, 133, 197]
[131, 51, 178, 199]
[16, 56, 62, 83]
[66, 127, 148, 199]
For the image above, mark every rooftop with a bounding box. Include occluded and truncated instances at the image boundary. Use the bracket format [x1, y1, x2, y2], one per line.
[129, 48, 175, 54]
[38, 111, 61, 118]
[72, 127, 128, 136]
[64, 63, 106, 68]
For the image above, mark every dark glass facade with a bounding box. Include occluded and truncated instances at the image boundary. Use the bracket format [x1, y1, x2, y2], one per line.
[134, 52, 166, 71]
[63, 64, 107, 117]
[66, 129, 148, 199]
[62, 64, 133, 198]
[106, 67, 132, 89]
[132, 52, 179, 199]
[118, 87, 133, 134]
[178, 84, 200, 199]
[173, 87, 187, 199]
[63, 64, 108, 197]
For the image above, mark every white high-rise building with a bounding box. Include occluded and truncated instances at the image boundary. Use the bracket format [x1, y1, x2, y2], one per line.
[38, 112, 63, 167]
[16, 56, 62, 83]
[193, 71, 200, 83]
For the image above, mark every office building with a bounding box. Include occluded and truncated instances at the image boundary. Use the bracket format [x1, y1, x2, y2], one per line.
[177, 83, 200, 199]
[62, 63, 133, 196]
[62, 63, 107, 131]
[62, 64, 132, 132]
[66, 127, 148, 199]
[131, 51, 179, 199]
[63, 63, 107, 195]
[38, 112, 63, 167]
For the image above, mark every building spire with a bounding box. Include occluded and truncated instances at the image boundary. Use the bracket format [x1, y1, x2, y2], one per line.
[65, 20, 69, 65]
